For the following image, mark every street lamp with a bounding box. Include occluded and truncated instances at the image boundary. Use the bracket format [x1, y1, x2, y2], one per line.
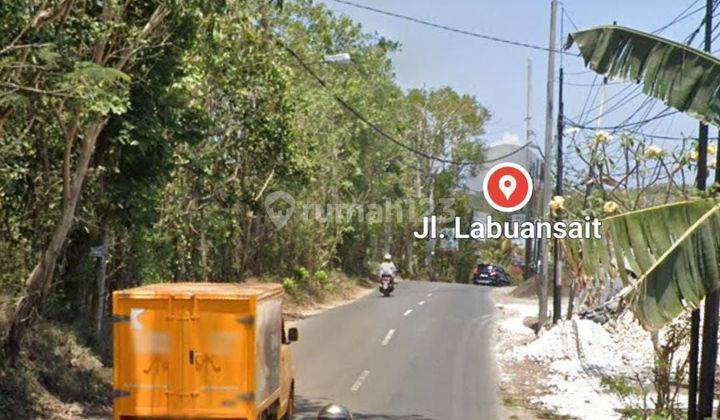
[322, 52, 352, 65]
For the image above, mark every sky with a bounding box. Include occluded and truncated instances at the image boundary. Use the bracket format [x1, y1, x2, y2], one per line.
[319, 0, 713, 156]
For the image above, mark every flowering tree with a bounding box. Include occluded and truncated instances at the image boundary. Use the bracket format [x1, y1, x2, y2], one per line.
[555, 129, 697, 310]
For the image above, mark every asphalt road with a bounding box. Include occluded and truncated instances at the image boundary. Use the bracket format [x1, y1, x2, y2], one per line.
[292, 281, 500, 420]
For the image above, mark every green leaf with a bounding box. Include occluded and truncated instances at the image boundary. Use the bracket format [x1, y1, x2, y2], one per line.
[566, 25, 720, 125]
[572, 198, 720, 330]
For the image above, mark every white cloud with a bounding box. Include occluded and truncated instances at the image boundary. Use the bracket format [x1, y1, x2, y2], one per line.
[489, 132, 522, 147]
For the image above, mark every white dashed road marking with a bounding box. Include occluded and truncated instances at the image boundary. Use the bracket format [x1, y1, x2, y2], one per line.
[418, 300, 425, 306]
[427, 293, 433, 297]
[403, 309, 413, 316]
[351, 370, 370, 391]
[381, 329, 395, 346]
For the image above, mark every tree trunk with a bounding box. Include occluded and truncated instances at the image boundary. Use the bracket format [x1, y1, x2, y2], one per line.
[2, 119, 107, 364]
[425, 176, 435, 282]
[404, 226, 414, 276]
[566, 281, 575, 320]
[698, 291, 719, 418]
[688, 308, 700, 418]
[95, 224, 109, 335]
[199, 216, 209, 281]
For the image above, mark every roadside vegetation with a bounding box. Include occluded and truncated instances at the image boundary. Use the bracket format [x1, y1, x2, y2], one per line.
[498, 22, 720, 418]
[503, 128, 702, 418]
[0, 0, 494, 415]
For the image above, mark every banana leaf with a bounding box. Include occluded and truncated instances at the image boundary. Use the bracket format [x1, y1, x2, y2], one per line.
[566, 25, 720, 126]
[569, 199, 720, 331]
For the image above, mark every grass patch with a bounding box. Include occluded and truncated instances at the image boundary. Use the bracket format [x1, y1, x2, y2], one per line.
[0, 319, 112, 419]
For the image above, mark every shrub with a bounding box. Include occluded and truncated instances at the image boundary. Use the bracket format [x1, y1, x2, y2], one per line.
[314, 270, 335, 292]
[293, 267, 310, 283]
[282, 278, 299, 297]
[315, 270, 328, 284]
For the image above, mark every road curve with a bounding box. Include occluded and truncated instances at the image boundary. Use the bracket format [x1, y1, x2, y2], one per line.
[291, 281, 500, 420]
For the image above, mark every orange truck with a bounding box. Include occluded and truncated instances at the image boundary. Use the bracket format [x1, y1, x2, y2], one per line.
[112, 283, 297, 420]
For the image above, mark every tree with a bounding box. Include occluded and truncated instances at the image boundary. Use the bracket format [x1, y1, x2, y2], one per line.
[1, 0, 181, 363]
[404, 87, 488, 278]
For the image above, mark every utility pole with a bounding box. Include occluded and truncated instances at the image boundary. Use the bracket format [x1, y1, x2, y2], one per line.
[698, 1, 717, 417]
[524, 58, 535, 281]
[425, 173, 436, 282]
[537, 0, 557, 332]
[552, 63, 564, 324]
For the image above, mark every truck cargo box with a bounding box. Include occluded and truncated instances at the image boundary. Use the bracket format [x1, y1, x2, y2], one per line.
[112, 282, 286, 420]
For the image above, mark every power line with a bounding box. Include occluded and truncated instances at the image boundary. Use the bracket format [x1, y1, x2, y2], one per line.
[710, 9, 720, 44]
[685, 0, 719, 45]
[278, 39, 536, 166]
[574, 74, 600, 130]
[565, 109, 680, 131]
[635, 131, 713, 141]
[652, 0, 703, 34]
[563, 80, 624, 87]
[563, 1, 714, 172]
[569, 84, 642, 123]
[563, 69, 593, 76]
[567, 1, 715, 136]
[328, 0, 574, 55]
[562, 8, 580, 32]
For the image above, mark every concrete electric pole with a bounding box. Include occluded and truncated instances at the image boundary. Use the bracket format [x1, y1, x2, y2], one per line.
[537, 0, 557, 332]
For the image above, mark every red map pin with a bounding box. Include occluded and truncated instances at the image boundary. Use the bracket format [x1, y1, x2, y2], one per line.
[482, 162, 533, 213]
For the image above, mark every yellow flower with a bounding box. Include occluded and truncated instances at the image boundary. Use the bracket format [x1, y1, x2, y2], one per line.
[603, 201, 619, 214]
[688, 151, 699, 162]
[620, 135, 634, 148]
[644, 145, 665, 159]
[708, 145, 717, 155]
[549, 195, 565, 213]
[594, 131, 613, 144]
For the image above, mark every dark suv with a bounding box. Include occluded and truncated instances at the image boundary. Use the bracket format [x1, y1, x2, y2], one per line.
[472, 263, 511, 286]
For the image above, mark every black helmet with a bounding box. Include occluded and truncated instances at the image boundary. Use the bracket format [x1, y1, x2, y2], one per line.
[317, 404, 353, 420]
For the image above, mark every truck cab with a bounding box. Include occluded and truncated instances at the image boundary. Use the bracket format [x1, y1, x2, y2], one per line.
[112, 282, 297, 420]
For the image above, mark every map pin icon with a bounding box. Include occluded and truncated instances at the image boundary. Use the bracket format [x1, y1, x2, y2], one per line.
[264, 191, 295, 228]
[498, 175, 517, 200]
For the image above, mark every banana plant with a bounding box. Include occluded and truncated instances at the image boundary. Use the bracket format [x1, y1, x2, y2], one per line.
[563, 25, 720, 330]
[566, 198, 720, 331]
[566, 25, 720, 126]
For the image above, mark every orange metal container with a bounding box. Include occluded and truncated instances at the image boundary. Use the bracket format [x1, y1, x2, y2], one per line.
[112, 283, 294, 420]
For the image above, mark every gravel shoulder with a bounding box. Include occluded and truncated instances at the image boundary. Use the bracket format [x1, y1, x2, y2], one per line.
[492, 286, 656, 420]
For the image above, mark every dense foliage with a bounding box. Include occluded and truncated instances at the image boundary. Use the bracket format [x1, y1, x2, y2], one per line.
[0, 0, 490, 358]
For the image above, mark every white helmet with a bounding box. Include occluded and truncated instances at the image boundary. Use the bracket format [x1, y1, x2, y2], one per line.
[383, 253, 392, 261]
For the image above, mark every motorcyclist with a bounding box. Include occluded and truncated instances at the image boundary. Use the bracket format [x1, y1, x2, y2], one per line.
[378, 253, 397, 281]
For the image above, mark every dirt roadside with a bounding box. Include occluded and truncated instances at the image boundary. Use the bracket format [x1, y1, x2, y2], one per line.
[283, 277, 374, 320]
[493, 286, 560, 420]
[492, 285, 660, 420]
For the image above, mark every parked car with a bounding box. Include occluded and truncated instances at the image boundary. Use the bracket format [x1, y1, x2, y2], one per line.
[471, 263, 511, 286]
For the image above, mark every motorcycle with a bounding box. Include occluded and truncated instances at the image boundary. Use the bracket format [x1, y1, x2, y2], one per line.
[379, 274, 395, 297]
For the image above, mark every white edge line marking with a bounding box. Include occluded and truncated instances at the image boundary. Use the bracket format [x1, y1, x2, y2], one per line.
[381, 329, 395, 345]
[351, 370, 370, 391]
[403, 309, 413, 316]
[418, 300, 425, 306]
